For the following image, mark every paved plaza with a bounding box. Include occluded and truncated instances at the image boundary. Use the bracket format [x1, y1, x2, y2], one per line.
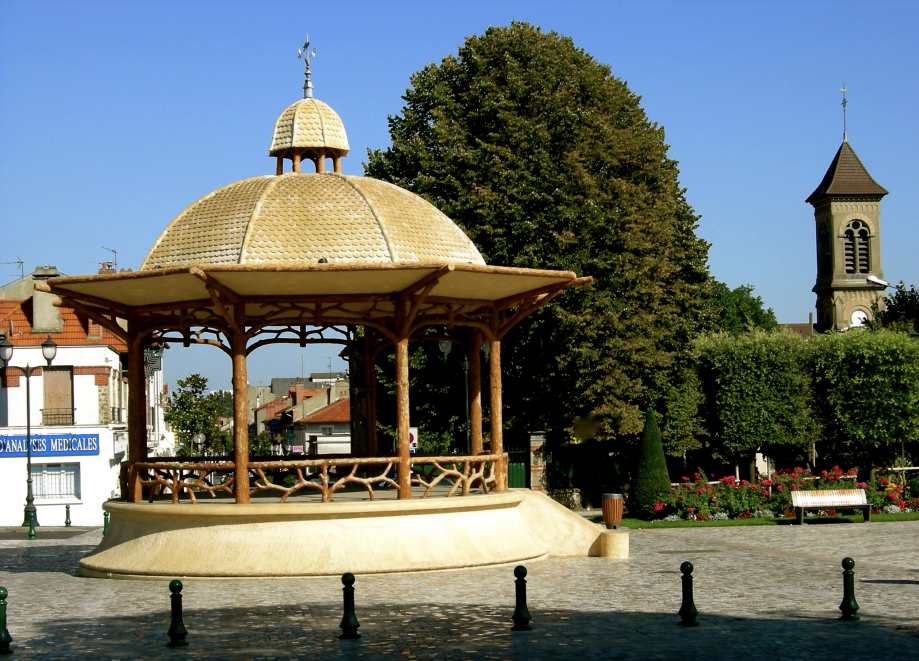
[1, 520, 917, 660]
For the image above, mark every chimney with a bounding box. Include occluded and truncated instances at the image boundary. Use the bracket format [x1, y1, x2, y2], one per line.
[289, 382, 305, 405]
[30, 266, 63, 333]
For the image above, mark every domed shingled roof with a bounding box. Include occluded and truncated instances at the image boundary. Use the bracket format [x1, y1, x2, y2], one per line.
[140, 173, 485, 269]
[269, 98, 350, 155]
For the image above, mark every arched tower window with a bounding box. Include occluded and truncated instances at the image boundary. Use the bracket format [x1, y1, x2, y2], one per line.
[843, 220, 870, 274]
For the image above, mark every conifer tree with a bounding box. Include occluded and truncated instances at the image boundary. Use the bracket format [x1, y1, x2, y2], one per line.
[631, 410, 672, 517]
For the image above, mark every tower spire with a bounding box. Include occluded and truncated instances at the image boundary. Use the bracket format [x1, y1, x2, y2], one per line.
[298, 34, 316, 99]
[840, 83, 848, 142]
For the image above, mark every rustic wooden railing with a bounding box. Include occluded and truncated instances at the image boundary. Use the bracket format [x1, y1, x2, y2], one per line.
[130, 453, 505, 504]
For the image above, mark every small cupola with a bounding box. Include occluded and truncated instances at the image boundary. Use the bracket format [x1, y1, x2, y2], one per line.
[269, 35, 349, 174]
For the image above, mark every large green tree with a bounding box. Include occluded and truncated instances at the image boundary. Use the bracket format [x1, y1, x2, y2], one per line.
[164, 374, 231, 457]
[366, 23, 713, 441]
[712, 282, 778, 335]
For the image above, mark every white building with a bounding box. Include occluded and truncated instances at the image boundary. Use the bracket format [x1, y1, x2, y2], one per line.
[0, 267, 173, 526]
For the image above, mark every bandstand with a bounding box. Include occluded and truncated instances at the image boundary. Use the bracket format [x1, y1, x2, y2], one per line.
[40, 56, 626, 577]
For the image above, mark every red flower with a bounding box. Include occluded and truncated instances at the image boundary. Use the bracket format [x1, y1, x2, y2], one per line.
[777, 484, 785, 493]
[681, 476, 690, 482]
[881, 477, 889, 486]
[740, 479, 750, 487]
[711, 496, 717, 502]
[761, 479, 774, 487]
[679, 495, 685, 501]
[897, 500, 907, 509]
[888, 492, 898, 501]
[687, 507, 695, 513]
[790, 483, 798, 490]
[857, 482, 867, 489]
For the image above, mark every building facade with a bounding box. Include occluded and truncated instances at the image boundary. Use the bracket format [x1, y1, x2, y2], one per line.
[0, 267, 172, 526]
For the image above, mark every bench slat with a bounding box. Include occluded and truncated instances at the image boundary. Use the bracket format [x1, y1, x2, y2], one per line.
[791, 489, 867, 508]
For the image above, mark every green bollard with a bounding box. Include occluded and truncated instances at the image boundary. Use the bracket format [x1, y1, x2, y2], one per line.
[102, 511, 109, 536]
[64, 505, 71, 527]
[27, 512, 36, 541]
[166, 580, 188, 647]
[511, 565, 532, 631]
[338, 573, 361, 639]
[678, 561, 699, 626]
[839, 557, 860, 621]
[0, 586, 12, 655]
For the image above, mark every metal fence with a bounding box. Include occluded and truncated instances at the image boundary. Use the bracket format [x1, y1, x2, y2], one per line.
[41, 408, 74, 426]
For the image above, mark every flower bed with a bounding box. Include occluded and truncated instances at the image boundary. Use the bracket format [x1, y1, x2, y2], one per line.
[651, 467, 919, 521]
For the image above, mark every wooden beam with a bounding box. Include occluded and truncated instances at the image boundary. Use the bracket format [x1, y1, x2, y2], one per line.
[394, 301, 411, 499]
[364, 330, 377, 455]
[190, 267, 241, 304]
[44, 284, 132, 316]
[469, 329, 483, 455]
[231, 303, 250, 503]
[397, 264, 453, 298]
[488, 337, 506, 492]
[126, 325, 148, 502]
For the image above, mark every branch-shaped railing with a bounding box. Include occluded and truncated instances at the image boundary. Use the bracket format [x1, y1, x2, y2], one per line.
[131, 453, 504, 504]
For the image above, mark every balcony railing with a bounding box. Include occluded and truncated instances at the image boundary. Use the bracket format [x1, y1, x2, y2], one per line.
[42, 408, 74, 426]
[110, 407, 125, 423]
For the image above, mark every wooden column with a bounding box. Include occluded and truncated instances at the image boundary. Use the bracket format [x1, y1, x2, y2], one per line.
[293, 153, 301, 173]
[468, 330, 483, 455]
[333, 155, 341, 173]
[316, 149, 326, 173]
[275, 156, 283, 176]
[231, 304, 250, 503]
[126, 326, 147, 502]
[395, 300, 411, 499]
[364, 331, 377, 455]
[488, 338, 506, 491]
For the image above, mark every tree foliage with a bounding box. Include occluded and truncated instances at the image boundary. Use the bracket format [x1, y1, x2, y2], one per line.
[693, 330, 817, 461]
[630, 410, 671, 517]
[810, 330, 919, 467]
[163, 374, 230, 457]
[877, 281, 919, 333]
[366, 23, 713, 440]
[712, 282, 778, 334]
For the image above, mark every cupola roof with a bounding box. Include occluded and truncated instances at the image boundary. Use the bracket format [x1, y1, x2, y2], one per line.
[806, 141, 888, 205]
[269, 98, 349, 156]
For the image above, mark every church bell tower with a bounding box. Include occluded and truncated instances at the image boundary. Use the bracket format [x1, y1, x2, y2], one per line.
[806, 139, 888, 331]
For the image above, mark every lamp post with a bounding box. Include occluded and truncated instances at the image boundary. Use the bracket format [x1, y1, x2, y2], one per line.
[439, 339, 470, 455]
[0, 333, 58, 540]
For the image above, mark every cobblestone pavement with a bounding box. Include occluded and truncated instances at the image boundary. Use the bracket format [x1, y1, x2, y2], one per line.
[1, 521, 917, 660]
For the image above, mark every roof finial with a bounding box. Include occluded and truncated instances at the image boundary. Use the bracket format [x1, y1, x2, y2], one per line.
[298, 34, 316, 99]
[840, 83, 848, 142]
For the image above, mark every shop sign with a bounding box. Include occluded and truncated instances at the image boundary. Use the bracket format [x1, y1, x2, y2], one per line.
[0, 434, 101, 457]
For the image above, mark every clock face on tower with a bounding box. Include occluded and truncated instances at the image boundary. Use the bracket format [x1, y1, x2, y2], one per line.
[850, 310, 869, 327]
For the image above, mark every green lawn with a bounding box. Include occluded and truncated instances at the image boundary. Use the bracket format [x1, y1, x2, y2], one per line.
[589, 511, 919, 529]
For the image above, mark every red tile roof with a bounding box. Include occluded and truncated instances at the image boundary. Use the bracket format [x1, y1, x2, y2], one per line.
[299, 397, 351, 423]
[0, 299, 127, 352]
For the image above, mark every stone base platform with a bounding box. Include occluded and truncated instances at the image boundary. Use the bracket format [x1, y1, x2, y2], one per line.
[78, 490, 628, 579]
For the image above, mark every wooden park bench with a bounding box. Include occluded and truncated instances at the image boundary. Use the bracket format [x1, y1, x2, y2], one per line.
[791, 489, 871, 525]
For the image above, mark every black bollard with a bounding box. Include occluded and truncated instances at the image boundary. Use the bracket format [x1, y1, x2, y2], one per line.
[166, 580, 189, 647]
[27, 511, 36, 541]
[0, 587, 12, 656]
[678, 561, 699, 626]
[102, 511, 109, 536]
[511, 565, 532, 631]
[64, 505, 71, 527]
[339, 573, 361, 639]
[839, 557, 860, 621]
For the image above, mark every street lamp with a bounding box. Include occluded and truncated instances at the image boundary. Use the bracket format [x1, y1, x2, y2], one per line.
[193, 432, 206, 456]
[438, 339, 471, 455]
[0, 333, 58, 540]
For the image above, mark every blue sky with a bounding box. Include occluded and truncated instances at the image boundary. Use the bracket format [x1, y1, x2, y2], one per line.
[1, 1, 917, 389]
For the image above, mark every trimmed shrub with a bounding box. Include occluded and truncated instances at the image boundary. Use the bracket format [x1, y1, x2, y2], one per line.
[630, 410, 671, 518]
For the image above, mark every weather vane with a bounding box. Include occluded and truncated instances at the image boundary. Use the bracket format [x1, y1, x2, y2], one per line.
[298, 34, 317, 99]
[841, 83, 848, 142]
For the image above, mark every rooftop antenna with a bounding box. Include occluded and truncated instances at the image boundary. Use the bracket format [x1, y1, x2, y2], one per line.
[1, 256, 24, 279]
[298, 34, 317, 99]
[841, 83, 848, 142]
[102, 246, 118, 271]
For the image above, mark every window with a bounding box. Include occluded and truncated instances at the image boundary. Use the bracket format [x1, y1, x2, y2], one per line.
[817, 223, 830, 275]
[42, 367, 73, 425]
[31, 464, 80, 499]
[321, 426, 333, 435]
[843, 220, 869, 274]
